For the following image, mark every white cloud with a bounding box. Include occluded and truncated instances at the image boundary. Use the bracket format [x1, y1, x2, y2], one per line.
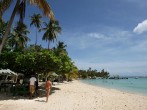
[61, 27, 147, 76]
[62, 28, 133, 51]
[133, 19, 147, 34]
[88, 33, 109, 39]
[129, 40, 147, 52]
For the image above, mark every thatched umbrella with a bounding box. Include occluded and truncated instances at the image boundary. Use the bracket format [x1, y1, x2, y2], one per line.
[0, 69, 17, 75]
[0, 69, 17, 83]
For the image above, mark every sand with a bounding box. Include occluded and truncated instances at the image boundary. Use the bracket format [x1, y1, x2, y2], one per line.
[0, 80, 147, 110]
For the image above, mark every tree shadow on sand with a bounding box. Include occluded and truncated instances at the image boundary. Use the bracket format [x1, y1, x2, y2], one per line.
[37, 86, 61, 97]
[0, 86, 60, 101]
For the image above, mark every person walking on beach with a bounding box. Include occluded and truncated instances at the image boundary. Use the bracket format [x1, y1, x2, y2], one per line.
[29, 75, 36, 99]
[45, 77, 52, 102]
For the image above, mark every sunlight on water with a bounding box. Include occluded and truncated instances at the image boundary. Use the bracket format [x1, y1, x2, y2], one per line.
[80, 78, 147, 96]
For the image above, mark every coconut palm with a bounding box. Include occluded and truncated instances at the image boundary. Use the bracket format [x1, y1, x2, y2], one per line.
[0, 0, 55, 54]
[41, 20, 61, 49]
[8, 21, 30, 50]
[57, 41, 67, 50]
[0, 20, 8, 44]
[30, 13, 42, 46]
[0, 0, 13, 22]
[53, 41, 67, 56]
[56, 41, 67, 53]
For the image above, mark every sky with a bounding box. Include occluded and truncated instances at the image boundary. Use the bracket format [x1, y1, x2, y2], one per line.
[3, 0, 147, 76]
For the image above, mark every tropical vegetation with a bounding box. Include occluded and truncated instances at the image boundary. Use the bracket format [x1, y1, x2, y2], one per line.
[8, 21, 30, 51]
[0, 42, 78, 81]
[79, 68, 110, 79]
[0, 0, 110, 81]
[30, 13, 42, 46]
[0, 0, 54, 54]
[0, 0, 78, 81]
[41, 20, 61, 49]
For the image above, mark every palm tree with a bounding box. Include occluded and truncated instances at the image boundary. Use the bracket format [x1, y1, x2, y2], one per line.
[0, 0, 12, 22]
[0, 20, 8, 44]
[8, 21, 30, 50]
[0, 0, 55, 54]
[53, 41, 67, 56]
[57, 41, 67, 50]
[41, 20, 61, 49]
[30, 13, 42, 46]
[56, 41, 67, 53]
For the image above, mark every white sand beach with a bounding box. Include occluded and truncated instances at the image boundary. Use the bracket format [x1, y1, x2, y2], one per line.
[0, 80, 147, 110]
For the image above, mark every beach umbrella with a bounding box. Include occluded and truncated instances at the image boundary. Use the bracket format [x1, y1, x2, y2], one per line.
[44, 71, 59, 81]
[46, 71, 58, 77]
[51, 72, 58, 77]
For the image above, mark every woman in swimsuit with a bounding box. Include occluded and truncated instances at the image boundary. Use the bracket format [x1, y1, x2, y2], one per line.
[45, 77, 52, 102]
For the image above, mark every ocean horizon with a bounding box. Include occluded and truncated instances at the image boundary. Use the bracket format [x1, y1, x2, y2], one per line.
[80, 77, 147, 96]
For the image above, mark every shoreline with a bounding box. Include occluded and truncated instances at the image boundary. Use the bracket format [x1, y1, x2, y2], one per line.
[79, 80, 147, 97]
[80, 78, 147, 97]
[0, 80, 147, 110]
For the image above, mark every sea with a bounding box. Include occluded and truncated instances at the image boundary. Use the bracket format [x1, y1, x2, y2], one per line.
[80, 77, 147, 96]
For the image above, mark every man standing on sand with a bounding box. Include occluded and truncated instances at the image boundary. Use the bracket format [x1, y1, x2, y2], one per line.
[45, 77, 52, 102]
[29, 75, 36, 99]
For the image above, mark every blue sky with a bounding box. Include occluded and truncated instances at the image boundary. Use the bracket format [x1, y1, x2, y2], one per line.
[3, 0, 147, 76]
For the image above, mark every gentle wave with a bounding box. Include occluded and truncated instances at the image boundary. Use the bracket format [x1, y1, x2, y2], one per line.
[80, 78, 147, 96]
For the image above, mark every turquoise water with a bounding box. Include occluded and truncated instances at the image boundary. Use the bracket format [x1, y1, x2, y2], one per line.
[80, 78, 147, 96]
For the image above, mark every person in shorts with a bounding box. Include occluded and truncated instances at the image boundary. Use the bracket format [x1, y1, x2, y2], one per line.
[29, 75, 36, 99]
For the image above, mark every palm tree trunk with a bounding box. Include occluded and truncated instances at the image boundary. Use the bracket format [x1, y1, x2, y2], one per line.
[48, 40, 50, 49]
[0, 16, 2, 23]
[35, 28, 38, 46]
[0, 0, 20, 54]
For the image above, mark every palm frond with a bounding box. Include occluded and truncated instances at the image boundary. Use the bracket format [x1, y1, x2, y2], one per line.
[29, 0, 55, 20]
[0, 0, 13, 20]
[17, 0, 26, 22]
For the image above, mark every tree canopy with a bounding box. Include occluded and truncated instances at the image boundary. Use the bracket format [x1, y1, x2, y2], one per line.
[79, 68, 110, 79]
